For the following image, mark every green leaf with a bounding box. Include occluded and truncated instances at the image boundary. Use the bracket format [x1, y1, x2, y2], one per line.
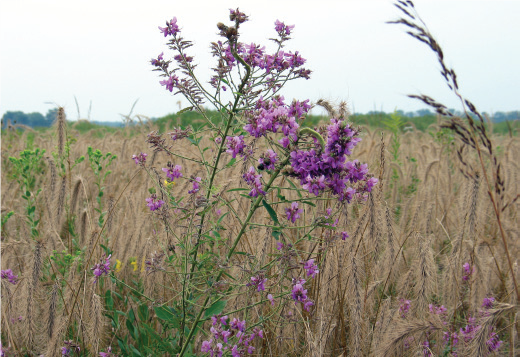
[272, 230, 281, 240]
[138, 304, 149, 322]
[286, 179, 302, 198]
[301, 200, 316, 207]
[262, 199, 279, 225]
[204, 300, 227, 318]
[227, 187, 249, 192]
[226, 158, 236, 167]
[105, 290, 114, 311]
[154, 306, 175, 322]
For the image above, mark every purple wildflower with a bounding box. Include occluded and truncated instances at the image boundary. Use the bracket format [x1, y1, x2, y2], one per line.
[285, 202, 303, 223]
[399, 298, 411, 318]
[258, 149, 278, 170]
[462, 262, 474, 281]
[1, 269, 18, 285]
[160, 75, 179, 92]
[150, 52, 164, 66]
[274, 20, 295, 36]
[486, 331, 503, 352]
[162, 163, 182, 181]
[146, 194, 165, 211]
[131, 152, 147, 166]
[158, 17, 180, 37]
[267, 294, 275, 306]
[341, 231, 349, 240]
[482, 297, 495, 309]
[225, 136, 246, 158]
[91, 254, 111, 283]
[230, 318, 246, 332]
[188, 177, 202, 194]
[303, 259, 319, 278]
[247, 274, 267, 292]
[242, 166, 266, 197]
[291, 280, 308, 303]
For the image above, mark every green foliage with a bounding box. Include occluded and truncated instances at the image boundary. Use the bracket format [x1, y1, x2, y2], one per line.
[1, 211, 14, 235]
[382, 109, 405, 162]
[87, 146, 117, 227]
[8, 148, 46, 238]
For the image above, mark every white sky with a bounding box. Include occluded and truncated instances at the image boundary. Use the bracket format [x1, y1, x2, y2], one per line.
[0, 0, 518, 122]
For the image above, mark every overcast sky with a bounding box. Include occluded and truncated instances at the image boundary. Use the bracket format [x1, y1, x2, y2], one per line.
[1, 0, 518, 122]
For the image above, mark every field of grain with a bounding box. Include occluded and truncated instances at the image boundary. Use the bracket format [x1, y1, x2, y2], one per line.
[1, 108, 518, 356]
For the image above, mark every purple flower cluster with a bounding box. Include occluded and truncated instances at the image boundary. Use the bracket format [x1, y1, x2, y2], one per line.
[160, 75, 179, 92]
[258, 149, 278, 170]
[246, 274, 267, 292]
[158, 17, 180, 37]
[289, 118, 377, 200]
[201, 315, 264, 356]
[146, 194, 165, 211]
[482, 296, 495, 309]
[61, 340, 81, 356]
[285, 202, 303, 223]
[168, 126, 192, 140]
[131, 152, 147, 166]
[1, 269, 18, 285]
[162, 163, 182, 181]
[225, 136, 246, 159]
[303, 259, 319, 278]
[399, 298, 411, 318]
[291, 278, 314, 312]
[91, 254, 111, 283]
[274, 20, 295, 37]
[243, 97, 309, 144]
[462, 262, 474, 281]
[188, 177, 202, 194]
[242, 167, 266, 197]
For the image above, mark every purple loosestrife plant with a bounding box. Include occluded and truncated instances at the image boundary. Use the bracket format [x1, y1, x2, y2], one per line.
[144, 8, 377, 356]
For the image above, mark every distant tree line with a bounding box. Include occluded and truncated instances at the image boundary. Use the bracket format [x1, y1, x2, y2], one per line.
[1, 108, 58, 128]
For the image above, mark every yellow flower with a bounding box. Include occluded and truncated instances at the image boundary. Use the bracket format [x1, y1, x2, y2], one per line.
[115, 259, 122, 273]
[131, 261, 138, 272]
[164, 180, 176, 187]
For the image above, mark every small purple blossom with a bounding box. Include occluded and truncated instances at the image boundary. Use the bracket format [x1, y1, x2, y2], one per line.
[274, 20, 295, 36]
[146, 194, 165, 211]
[285, 202, 303, 223]
[258, 149, 278, 170]
[230, 318, 246, 332]
[188, 177, 202, 194]
[247, 274, 267, 292]
[158, 17, 180, 37]
[225, 136, 246, 158]
[131, 152, 147, 166]
[267, 294, 275, 306]
[486, 331, 503, 352]
[242, 166, 266, 197]
[150, 52, 164, 66]
[162, 163, 182, 181]
[303, 259, 319, 278]
[482, 297, 495, 309]
[462, 262, 474, 281]
[399, 298, 411, 318]
[160, 75, 179, 92]
[341, 231, 349, 240]
[1, 269, 18, 285]
[91, 254, 111, 283]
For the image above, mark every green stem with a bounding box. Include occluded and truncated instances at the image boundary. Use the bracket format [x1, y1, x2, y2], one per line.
[178, 157, 289, 356]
